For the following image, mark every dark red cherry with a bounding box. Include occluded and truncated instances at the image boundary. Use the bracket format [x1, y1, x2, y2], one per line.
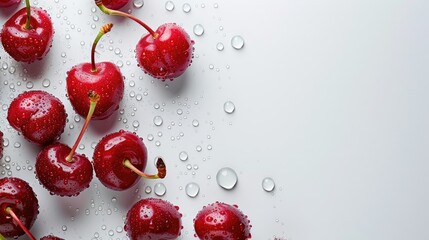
[101, 0, 129, 9]
[0, 0, 20, 8]
[40, 235, 65, 240]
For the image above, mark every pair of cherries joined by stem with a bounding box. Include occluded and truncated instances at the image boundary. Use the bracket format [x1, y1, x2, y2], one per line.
[95, 0, 194, 80]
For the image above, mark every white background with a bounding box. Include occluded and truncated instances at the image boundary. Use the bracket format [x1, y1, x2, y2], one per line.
[1, 0, 429, 239]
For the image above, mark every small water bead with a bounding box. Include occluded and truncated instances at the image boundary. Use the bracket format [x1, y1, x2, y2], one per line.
[14, 142, 21, 148]
[186, 164, 192, 170]
[214, 3, 219, 8]
[42, 79, 51, 87]
[192, 119, 199, 127]
[154, 103, 160, 109]
[154, 183, 166, 196]
[147, 134, 154, 141]
[182, 3, 191, 12]
[223, 101, 235, 114]
[145, 186, 152, 194]
[209, 64, 214, 70]
[153, 116, 163, 126]
[101, 225, 107, 230]
[8, 66, 16, 74]
[132, 120, 140, 128]
[108, 230, 114, 236]
[177, 109, 183, 115]
[165, 1, 175, 11]
[155, 141, 161, 147]
[196, 145, 202, 152]
[231, 35, 245, 50]
[116, 226, 123, 233]
[179, 151, 188, 161]
[216, 167, 238, 190]
[133, 0, 144, 8]
[216, 42, 224, 51]
[2, 62, 8, 70]
[207, 145, 212, 150]
[193, 24, 204, 36]
[185, 182, 200, 198]
[262, 177, 275, 192]
[62, 225, 67, 231]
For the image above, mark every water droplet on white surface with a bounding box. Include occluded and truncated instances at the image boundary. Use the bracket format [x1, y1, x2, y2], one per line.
[42, 78, 50, 87]
[182, 3, 191, 12]
[154, 183, 166, 196]
[165, 1, 175, 11]
[231, 35, 245, 49]
[185, 182, 200, 198]
[145, 186, 152, 194]
[133, 0, 144, 8]
[193, 24, 204, 36]
[216, 42, 224, 51]
[192, 119, 199, 127]
[262, 177, 275, 192]
[179, 151, 188, 161]
[216, 167, 238, 190]
[153, 116, 163, 126]
[224, 101, 235, 114]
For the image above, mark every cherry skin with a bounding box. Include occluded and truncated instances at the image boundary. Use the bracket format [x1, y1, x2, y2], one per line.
[0, 177, 39, 239]
[0, 130, 3, 159]
[40, 235, 65, 240]
[93, 130, 148, 190]
[125, 198, 182, 240]
[136, 23, 194, 80]
[0, 0, 20, 8]
[35, 142, 93, 197]
[7, 90, 67, 145]
[1, 6, 53, 63]
[101, 0, 129, 9]
[194, 202, 252, 240]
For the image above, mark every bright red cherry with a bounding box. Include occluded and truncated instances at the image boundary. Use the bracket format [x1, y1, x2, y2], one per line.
[96, 0, 194, 80]
[35, 92, 99, 197]
[0, 177, 38, 240]
[93, 130, 166, 191]
[0, 0, 20, 8]
[7, 90, 67, 145]
[1, 0, 53, 63]
[102, 0, 129, 9]
[194, 202, 252, 240]
[40, 235, 65, 240]
[66, 23, 124, 120]
[125, 198, 182, 240]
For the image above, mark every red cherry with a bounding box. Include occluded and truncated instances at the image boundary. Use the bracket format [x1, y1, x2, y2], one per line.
[1, 4, 53, 63]
[66, 23, 124, 120]
[0, 130, 3, 159]
[136, 23, 194, 80]
[40, 235, 65, 240]
[194, 202, 252, 240]
[0, 0, 20, 8]
[7, 90, 67, 145]
[96, 1, 194, 80]
[101, 0, 129, 9]
[0, 177, 39, 239]
[93, 130, 166, 191]
[35, 142, 94, 197]
[124, 198, 182, 240]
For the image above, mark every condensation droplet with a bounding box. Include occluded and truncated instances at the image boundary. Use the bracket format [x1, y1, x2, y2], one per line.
[154, 183, 166, 196]
[262, 177, 275, 192]
[165, 1, 175, 11]
[179, 151, 188, 161]
[182, 3, 191, 13]
[62, 225, 67, 231]
[231, 35, 245, 50]
[153, 116, 163, 126]
[185, 182, 200, 198]
[216, 42, 224, 51]
[224, 101, 235, 114]
[133, 0, 144, 8]
[192, 119, 199, 127]
[216, 167, 238, 190]
[193, 24, 204, 36]
[145, 186, 152, 194]
[42, 79, 51, 88]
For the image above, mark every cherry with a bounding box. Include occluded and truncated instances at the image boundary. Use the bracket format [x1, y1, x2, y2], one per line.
[93, 130, 166, 191]
[7, 90, 67, 145]
[96, 0, 194, 80]
[101, 0, 129, 10]
[1, 0, 53, 63]
[0, 130, 3, 159]
[124, 198, 182, 240]
[35, 92, 99, 197]
[40, 235, 65, 240]
[0, 177, 38, 240]
[66, 23, 124, 120]
[194, 202, 252, 240]
[0, 0, 20, 8]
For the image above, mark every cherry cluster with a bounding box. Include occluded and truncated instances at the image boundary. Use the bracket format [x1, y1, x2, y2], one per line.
[0, 0, 252, 239]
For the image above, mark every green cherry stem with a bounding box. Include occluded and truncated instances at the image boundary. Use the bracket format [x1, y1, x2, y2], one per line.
[123, 157, 166, 179]
[0, 233, 6, 240]
[94, 0, 158, 38]
[91, 23, 113, 72]
[65, 91, 100, 162]
[24, 0, 32, 29]
[5, 207, 36, 240]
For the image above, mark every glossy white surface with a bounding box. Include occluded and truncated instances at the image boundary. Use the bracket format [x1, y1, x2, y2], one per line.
[1, 0, 429, 239]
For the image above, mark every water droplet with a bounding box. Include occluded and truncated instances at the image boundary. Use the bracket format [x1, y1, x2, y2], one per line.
[231, 35, 245, 50]
[62, 225, 67, 231]
[147, 134, 154, 141]
[145, 186, 152, 194]
[116, 226, 123, 233]
[216, 42, 224, 51]
[185, 182, 200, 198]
[132, 120, 140, 128]
[42, 79, 51, 88]
[165, 1, 175, 11]
[177, 109, 183, 115]
[154, 183, 166, 196]
[153, 116, 163, 126]
[192, 119, 199, 127]
[182, 3, 191, 12]
[193, 24, 204, 36]
[179, 151, 188, 161]
[8, 66, 16, 74]
[262, 177, 275, 192]
[196, 145, 202, 152]
[133, 0, 144, 8]
[224, 101, 235, 114]
[216, 167, 238, 190]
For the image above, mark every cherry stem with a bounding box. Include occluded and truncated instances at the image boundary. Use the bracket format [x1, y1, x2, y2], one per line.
[65, 91, 100, 162]
[95, 0, 158, 38]
[5, 207, 36, 240]
[123, 157, 166, 179]
[24, 0, 31, 30]
[0, 233, 6, 240]
[91, 23, 113, 72]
